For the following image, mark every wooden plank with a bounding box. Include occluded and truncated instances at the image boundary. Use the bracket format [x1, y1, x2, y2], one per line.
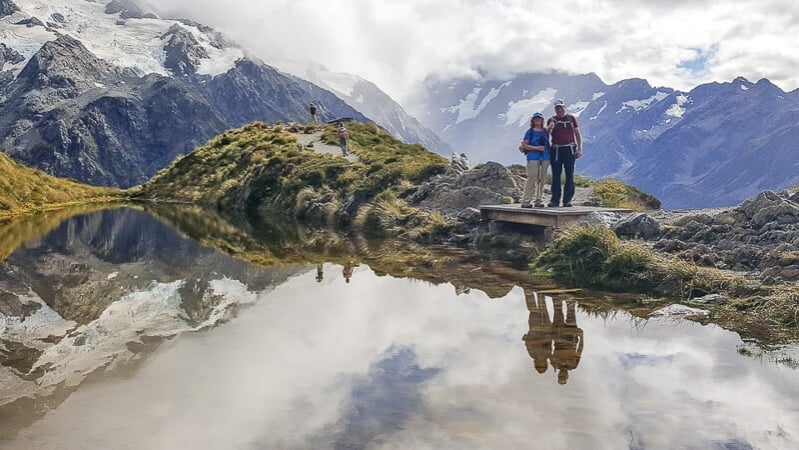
[479, 204, 632, 228]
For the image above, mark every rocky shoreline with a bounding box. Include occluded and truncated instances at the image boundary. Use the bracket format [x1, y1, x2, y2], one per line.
[410, 158, 799, 287]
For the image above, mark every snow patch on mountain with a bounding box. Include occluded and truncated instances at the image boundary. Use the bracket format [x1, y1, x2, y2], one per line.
[590, 101, 608, 120]
[620, 91, 670, 112]
[448, 82, 510, 124]
[569, 101, 590, 117]
[665, 94, 690, 118]
[310, 68, 359, 96]
[502, 87, 557, 127]
[592, 92, 605, 100]
[4, 0, 242, 78]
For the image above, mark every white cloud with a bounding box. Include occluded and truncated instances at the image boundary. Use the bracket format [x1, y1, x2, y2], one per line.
[150, 0, 799, 104]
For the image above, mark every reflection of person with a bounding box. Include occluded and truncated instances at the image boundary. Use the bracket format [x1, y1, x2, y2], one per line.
[522, 291, 554, 374]
[546, 99, 583, 207]
[550, 298, 584, 385]
[522, 291, 584, 384]
[316, 263, 324, 283]
[519, 112, 550, 208]
[342, 262, 353, 283]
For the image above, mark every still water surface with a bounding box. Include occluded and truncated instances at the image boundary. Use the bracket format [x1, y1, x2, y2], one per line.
[1, 208, 798, 449]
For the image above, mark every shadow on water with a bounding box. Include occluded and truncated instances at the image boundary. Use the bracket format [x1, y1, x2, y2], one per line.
[1, 204, 797, 445]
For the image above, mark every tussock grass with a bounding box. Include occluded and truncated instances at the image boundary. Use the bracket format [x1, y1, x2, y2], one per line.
[0, 153, 122, 219]
[591, 178, 661, 210]
[137, 121, 449, 239]
[533, 225, 761, 298]
[355, 190, 449, 240]
[532, 225, 799, 330]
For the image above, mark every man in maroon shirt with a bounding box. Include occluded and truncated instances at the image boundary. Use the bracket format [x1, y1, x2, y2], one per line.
[546, 99, 583, 207]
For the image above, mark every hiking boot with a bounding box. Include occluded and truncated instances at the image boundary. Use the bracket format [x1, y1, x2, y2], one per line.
[547, 202, 558, 207]
[520, 204, 533, 208]
[563, 203, 573, 207]
[534, 202, 545, 207]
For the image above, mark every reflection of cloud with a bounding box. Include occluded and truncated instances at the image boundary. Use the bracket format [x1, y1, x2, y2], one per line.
[618, 353, 675, 368]
[8, 268, 799, 449]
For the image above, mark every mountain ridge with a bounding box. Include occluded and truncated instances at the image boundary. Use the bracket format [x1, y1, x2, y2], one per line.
[411, 71, 799, 208]
[0, 0, 366, 187]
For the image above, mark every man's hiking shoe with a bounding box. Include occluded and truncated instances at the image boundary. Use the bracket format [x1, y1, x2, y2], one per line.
[520, 204, 533, 208]
[534, 202, 545, 207]
[547, 203, 558, 207]
[563, 203, 573, 207]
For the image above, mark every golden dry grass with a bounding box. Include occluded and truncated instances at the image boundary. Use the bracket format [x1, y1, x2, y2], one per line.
[0, 152, 123, 218]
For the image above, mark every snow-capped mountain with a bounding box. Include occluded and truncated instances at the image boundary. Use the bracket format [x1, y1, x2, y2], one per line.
[412, 72, 799, 208]
[281, 63, 451, 155]
[0, 0, 365, 187]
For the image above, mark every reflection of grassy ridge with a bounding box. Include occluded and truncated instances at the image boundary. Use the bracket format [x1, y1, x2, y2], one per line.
[0, 153, 123, 218]
[532, 225, 798, 336]
[143, 205, 541, 298]
[135, 122, 450, 239]
[0, 204, 122, 263]
[143, 204, 353, 267]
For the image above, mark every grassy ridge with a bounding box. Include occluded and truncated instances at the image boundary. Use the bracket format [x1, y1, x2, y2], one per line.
[136, 122, 451, 239]
[0, 153, 122, 218]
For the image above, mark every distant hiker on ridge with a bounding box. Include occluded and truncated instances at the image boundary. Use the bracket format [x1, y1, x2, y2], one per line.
[337, 122, 349, 156]
[518, 112, 550, 208]
[546, 99, 583, 207]
[309, 102, 317, 124]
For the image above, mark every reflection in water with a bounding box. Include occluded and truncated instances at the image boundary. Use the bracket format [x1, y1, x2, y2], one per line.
[0, 207, 305, 437]
[523, 292, 584, 384]
[1, 207, 799, 449]
[342, 260, 356, 283]
[316, 263, 324, 282]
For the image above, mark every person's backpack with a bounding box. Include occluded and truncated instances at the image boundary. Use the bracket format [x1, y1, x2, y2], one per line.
[337, 127, 347, 139]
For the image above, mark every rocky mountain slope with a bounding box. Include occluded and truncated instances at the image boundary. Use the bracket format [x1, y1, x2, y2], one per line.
[0, 0, 365, 188]
[410, 72, 799, 209]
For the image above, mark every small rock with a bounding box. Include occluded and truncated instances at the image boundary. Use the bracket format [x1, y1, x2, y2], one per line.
[649, 304, 709, 317]
[456, 207, 482, 224]
[690, 294, 729, 305]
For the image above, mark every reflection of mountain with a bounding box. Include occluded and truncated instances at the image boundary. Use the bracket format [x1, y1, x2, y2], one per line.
[0, 204, 549, 439]
[0, 207, 304, 437]
[522, 291, 584, 384]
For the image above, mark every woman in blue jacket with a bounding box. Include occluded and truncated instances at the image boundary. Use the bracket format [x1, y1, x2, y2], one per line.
[519, 112, 550, 207]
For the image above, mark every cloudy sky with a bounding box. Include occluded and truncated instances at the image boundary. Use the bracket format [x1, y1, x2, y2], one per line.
[152, 0, 799, 104]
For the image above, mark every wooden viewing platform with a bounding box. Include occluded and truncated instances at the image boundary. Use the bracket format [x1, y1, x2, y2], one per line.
[480, 204, 633, 233]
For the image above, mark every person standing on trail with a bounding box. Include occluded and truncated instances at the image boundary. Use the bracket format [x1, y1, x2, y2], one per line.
[309, 102, 317, 124]
[546, 99, 583, 207]
[519, 112, 550, 208]
[337, 122, 349, 156]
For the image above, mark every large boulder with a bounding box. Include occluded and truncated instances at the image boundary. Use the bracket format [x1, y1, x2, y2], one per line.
[612, 213, 661, 239]
[410, 162, 520, 216]
[739, 190, 799, 228]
